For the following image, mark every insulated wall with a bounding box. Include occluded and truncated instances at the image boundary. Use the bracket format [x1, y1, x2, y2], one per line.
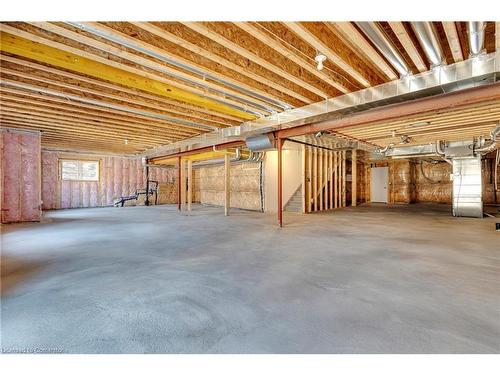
[366, 156, 499, 204]
[1, 129, 41, 223]
[197, 162, 262, 211]
[41, 151, 176, 209]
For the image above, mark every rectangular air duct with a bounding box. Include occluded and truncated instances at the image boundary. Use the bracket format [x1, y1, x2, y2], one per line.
[452, 156, 483, 218]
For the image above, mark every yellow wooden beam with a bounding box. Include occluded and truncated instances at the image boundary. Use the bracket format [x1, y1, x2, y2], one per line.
[152, 149, 250, 165]
[0, 32, 255, 120]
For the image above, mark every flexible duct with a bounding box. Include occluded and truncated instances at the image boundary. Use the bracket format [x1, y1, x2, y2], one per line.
[468, 22, 486, 57]
[474, 123, 500, 154]
[355, 22, 410, 77]
[411, 22, 444, 67]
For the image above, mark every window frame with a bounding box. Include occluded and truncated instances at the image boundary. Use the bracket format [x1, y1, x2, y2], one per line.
[59, 158, 100, 182]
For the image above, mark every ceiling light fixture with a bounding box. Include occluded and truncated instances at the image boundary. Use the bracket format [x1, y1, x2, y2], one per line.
[314, 52, 327, 71]
[124, 139, 129, 145]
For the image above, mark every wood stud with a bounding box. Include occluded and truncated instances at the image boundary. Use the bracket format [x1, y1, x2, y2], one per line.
[303, 146, 351, 213]
[0, 21, 497, 155]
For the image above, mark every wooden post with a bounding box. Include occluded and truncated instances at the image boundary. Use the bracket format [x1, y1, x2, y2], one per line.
[334, 151, 338, 209]
[187, 159, 192, 211]
[352, 149, 357, 207]
[324, 149, 328, 210]
[177, 157, 181, 211]
[336, 151, 340, 208]
[312, 147, 317, 212]
[318, 148, 323, 211]
[342, 151, 346, 207]
[329, 151, 333, 209]
[277, 138, 284, 227]
[301, 144, 306, 213]
[306, 146, 312, 213]
[224, 153, 230, 216]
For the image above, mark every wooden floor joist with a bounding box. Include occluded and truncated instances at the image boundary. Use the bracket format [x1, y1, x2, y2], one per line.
[0, 31, 256, 120]
[130, 22, 312, 106]
[1, 21, 498, 155]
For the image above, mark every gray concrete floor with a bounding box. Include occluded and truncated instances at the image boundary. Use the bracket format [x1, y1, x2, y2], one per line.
[1, 203, 499, 353]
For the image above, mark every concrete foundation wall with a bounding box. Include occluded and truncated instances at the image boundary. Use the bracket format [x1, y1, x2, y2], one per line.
[1, 129, 41, 223]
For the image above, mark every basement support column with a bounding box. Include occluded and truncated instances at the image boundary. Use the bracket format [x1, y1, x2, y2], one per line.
[145, 160, 150, 206]
[278, 138, 284, 227]
[352, 149, 357, 207]
[181, 159, 187, 211]
[177, 157, 182, 211]
[224, 153, 230, 216]
[187, 160, 192, 211]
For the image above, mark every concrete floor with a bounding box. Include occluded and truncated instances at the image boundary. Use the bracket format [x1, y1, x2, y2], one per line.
[1, 203, 499, 353]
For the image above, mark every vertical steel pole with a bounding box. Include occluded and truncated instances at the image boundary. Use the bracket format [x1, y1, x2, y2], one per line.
[278, 138, 283, 227]
[145, 159, 150, 206]
[352, 149, 357, 206]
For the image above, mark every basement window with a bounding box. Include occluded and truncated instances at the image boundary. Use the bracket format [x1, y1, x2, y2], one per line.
[60, 160, 99, 181]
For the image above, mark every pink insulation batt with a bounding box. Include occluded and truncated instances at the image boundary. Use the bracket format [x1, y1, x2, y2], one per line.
[1, 130, 41, 223]
[41, 152, 172, 209]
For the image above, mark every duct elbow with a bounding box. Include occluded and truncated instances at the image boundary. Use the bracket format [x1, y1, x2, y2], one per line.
[473, 123, 500, 155]
[376, 143, 394, 155]
[435, 140, 446, 156]
[474, 141, 498, 155]
[490, 123, 500, 141]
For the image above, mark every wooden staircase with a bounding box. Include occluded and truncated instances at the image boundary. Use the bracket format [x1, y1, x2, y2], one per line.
[284, 186, 303, 212]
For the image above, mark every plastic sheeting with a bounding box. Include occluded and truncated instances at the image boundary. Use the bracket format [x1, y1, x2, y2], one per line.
[1, 130, 41, 223]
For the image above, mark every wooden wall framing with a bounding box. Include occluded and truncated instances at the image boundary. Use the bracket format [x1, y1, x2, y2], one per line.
[304, 145, 354, 213]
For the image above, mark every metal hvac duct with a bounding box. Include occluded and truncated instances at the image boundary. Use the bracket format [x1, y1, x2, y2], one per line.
[411, 22, 444, 68]
[452, 156, 483, 218]
[355, 22, 410, 77]
[468, 22, 487, 57]
[145, 52, 499, 159]
[245, 134, 276, 151]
